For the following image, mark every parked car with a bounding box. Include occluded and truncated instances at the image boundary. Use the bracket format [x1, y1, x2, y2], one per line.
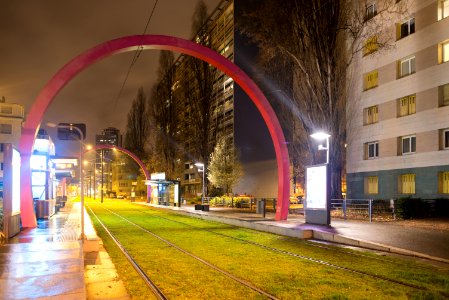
[117, 194, 127, 199]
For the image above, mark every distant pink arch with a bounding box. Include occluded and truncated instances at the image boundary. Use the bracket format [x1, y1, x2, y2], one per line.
[86, 144, 151, 199]
[18, 34, 290, 227]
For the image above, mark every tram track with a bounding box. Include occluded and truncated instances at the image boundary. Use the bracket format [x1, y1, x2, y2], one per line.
[89, 204, 280, 300]
[120, 205, 431, 292]
[87, 206, 168, 300]
[88, 203, 449, 299]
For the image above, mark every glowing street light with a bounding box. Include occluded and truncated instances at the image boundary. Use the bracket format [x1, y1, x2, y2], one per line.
[310, 132, 331, 164]
[195, 162, 205, 205]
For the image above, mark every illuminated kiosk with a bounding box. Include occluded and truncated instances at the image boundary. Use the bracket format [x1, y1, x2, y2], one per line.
[31, 130, 57, 219]
[2, 144, 21, 239]
[146, 173, 181, 207]
[305, 164, 331, 225]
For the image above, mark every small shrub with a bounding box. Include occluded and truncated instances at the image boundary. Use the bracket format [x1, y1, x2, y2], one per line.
[395, 197, 431, 219]
[433, 198, 449, 217]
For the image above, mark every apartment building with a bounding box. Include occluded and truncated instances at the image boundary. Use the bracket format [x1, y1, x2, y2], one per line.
[0, 97, 25, 182]
[347, 0, 449, 199]
[95, 127, 122, 195]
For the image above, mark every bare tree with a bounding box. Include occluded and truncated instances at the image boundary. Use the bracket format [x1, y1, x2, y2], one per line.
[124, 87, 149, 159]
[148, 51, 179, 179]
[238, 0, 406, 198]
[184, 0, 215, 169]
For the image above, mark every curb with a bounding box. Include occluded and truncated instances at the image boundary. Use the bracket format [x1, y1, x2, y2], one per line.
[312, 230, 449, 264]
[142, 203, 449, 264]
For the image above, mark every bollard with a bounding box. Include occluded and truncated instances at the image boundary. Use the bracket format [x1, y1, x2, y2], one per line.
[369, 199, 373, 223]
[343, 199, 347, 220]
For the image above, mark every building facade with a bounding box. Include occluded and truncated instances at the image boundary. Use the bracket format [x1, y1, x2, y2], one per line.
[347, 0, 449, 199]
[95, 127, 122, 196]
[0, 97, 25, 198]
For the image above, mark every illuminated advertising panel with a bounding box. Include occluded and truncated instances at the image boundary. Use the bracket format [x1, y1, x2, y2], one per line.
[11, 148, 21, 214]
[31, 155, 47, 171]
[306, 165, 327, 210]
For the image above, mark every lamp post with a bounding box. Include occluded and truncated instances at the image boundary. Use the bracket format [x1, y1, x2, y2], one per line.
[195, 162, 205, 205]
[310, 132, 331, 164]
[48, 122, 87, 240]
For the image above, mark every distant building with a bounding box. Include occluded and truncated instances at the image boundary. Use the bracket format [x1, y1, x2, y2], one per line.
[346, 0, 449, 199]
[95, 127, 122, 195]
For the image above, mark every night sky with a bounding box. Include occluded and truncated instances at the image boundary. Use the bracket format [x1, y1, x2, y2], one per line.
[0, 0, 221, 156]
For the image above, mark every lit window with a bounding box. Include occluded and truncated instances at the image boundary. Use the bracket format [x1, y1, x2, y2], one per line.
[0, 123, 12, 134]
[439, 172, 449, 193]
[366, 141, 379, 159]
[398, 56, 415, 78]
[398, 18, 415, 39]
[398, 94, 416, 117]
[365, 3, 377, 20]
[440, 40, 449, 63]
[364, 70, 378, 90]
[364, 105, 379, 125]
[439, 83, 449, 106]
[401, 135, 416, 155]
[366, 176, 378, 194]
[400, 174, 416, 194]
[363, 36, 378, 56]
[438, 0, 449, 20]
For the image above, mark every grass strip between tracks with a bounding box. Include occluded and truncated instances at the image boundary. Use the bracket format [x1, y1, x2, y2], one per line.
[86, 199, 449, 299]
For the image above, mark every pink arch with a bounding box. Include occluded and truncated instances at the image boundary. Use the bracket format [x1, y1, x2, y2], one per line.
[19, 35, 290, 227]
[85, 144, 151, 200]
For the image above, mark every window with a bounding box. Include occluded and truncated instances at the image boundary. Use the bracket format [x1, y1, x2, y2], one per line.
[366, 141, 379, 159]
[363, 36, 378, 56]
[398, 18, 415, 39]
[364, 105, 378, 124]
[401, 135, 416, 155]
[364, 70, 378, 90]
[442, 128, 449, 149]
[439, 172, 449, 193]
[400, 174, 416, 194]
[0, 105, 12, 114]
[365, 3, 377, 20]
[438, 0, 449, 20]
[398, 94, 416, 117]
[0, 123, 12, 134]
[366, 176, 378, 194]
[439, 40, 449, 63]
[440, 83, 449, 106]
[398, 56, 416, 78]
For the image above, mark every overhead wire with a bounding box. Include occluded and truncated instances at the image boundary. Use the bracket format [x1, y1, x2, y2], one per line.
[112, 0, 159, 114]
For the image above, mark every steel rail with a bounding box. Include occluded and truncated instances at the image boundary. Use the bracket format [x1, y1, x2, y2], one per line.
[103, 207, 280, 300]
[86, 205, 167, 300]
[131, 207, 430, 292]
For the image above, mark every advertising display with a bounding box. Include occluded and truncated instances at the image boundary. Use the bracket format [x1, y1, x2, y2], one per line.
[306, 165, 327, 209]
[11, 148, 21, 214]
[305, 164, 330, 225]
[30, 155, 47, 171]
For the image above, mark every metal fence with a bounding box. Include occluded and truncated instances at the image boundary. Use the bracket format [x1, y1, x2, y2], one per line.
[330, 199, 398, 222]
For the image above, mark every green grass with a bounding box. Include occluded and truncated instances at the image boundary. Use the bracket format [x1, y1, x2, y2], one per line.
[86, 199, 449, 299]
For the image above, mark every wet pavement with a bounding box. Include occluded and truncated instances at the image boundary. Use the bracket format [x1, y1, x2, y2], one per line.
[0, 204, 85, 299]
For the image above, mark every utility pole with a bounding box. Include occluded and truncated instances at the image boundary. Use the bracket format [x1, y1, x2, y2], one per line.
[101, 149, 104, 203]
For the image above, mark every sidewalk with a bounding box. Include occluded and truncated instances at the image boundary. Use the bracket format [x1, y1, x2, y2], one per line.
[147, 204, 449, 264]
[0, 201, 130, 300]
[0, 203, 86, 299]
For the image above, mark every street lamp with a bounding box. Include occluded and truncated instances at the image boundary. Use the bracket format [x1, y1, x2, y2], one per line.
[195, 162, 205, 205]
[310, 132, 331, 164]
[47, 122, 87, 240]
